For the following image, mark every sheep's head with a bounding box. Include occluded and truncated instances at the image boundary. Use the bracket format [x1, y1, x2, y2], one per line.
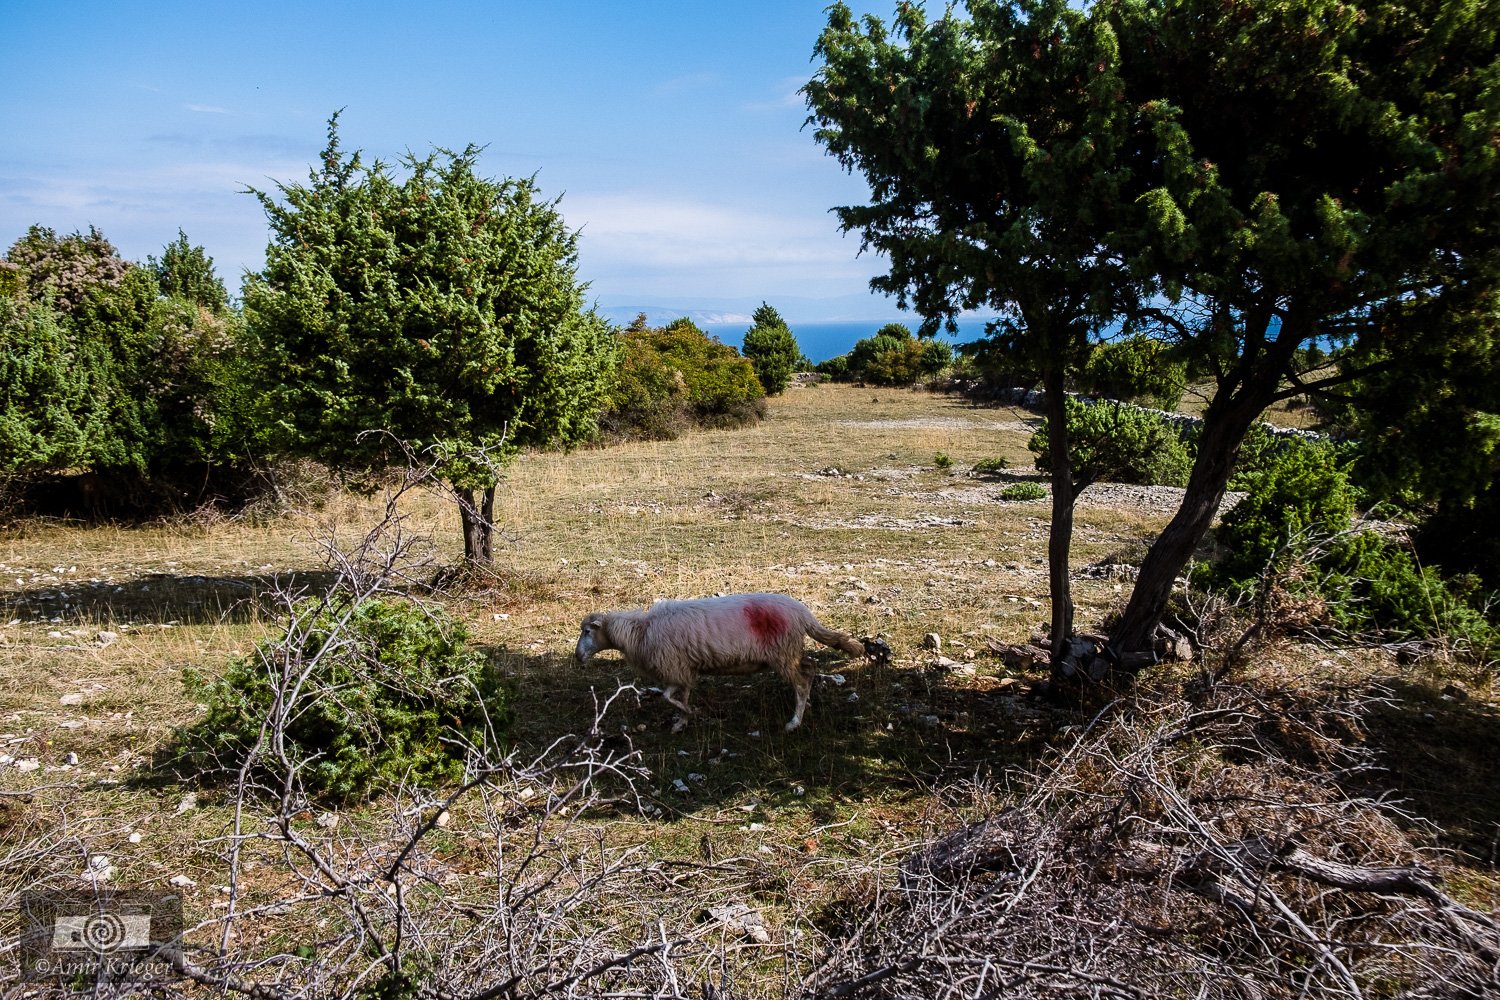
[575, 615, 609, 664]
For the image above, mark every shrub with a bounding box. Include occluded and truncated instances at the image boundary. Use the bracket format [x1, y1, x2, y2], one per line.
[178, 597, 509, 803]
[933, 451, 953, 471]
[1000, 481, 1047, 502]
[820, 323, 952, 385]
[1029, 398, 1193, 488]
[599, 316, 766, 441]
[1082, 335, 1187, 410]
[972, 456, 1010, 476]
[1318, 533, 1498, 655]
[1212, 439, 1358, 587]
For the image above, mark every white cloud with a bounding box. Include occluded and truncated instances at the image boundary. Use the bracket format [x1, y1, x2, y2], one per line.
[563, 191, 878, 298]
[186, 103, 230, 114]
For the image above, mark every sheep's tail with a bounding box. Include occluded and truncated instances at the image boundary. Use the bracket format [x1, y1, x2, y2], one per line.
[806, 617, 865, 657]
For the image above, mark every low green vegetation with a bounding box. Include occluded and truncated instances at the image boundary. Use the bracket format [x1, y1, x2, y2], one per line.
[1028, 397, 1193, 489]
[817, 322, 951, 386]
[177, 596, 509, 804]
[599, 314, 767, 441]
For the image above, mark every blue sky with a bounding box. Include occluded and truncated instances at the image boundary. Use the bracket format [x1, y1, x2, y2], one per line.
[0, 1, 934, 324]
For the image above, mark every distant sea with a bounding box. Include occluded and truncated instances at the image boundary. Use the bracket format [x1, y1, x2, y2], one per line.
[699, 317, 999, 364]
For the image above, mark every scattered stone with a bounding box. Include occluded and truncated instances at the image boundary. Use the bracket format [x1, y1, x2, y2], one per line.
[672, 779, 691, 794]
[59, 693, 85, 706]
[316, 812, 339, 830]
[922, 632, 942, 652]
[687, 772, 707, 784]
[128, 832, 143, 844]
[95, 630, 118, 646]
[434, 810, 452, 829]
[83, 855, 115, 883]
[15, 758, 40, 772]
[175, 792, 198, 815]
[168, 874, 196, 888]
[705, 902, 771, 944]
[63, 752, 79, 766]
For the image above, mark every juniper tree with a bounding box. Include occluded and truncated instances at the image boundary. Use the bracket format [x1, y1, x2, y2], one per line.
[244, 117, 617, 564]
[808, 0, 1139, 680]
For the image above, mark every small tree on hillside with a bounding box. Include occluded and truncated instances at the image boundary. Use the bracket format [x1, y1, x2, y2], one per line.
[741, 301, 801, 395]
[245, 116, 617, 565]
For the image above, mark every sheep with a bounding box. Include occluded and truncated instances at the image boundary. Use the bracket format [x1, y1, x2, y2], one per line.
[574, 592, 867, 731]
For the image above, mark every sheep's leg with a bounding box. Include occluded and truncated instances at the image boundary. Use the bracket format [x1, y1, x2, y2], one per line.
[662, 684, 694, 733]
[785, 669, 812, 731]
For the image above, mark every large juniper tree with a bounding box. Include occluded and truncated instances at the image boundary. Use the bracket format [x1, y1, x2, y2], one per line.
[810, 0, 1500, 678]
[245, 117, 617, 565]
[1101, 0, 1500, 660]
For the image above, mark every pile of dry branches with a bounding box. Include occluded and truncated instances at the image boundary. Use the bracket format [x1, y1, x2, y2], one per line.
[805, 684, 1500, 999]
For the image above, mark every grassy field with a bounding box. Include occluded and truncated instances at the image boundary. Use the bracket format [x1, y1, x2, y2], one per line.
[2, 383, 1496, 996]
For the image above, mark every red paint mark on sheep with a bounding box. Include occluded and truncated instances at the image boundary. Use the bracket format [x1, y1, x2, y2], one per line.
[744, 603, 788, 647]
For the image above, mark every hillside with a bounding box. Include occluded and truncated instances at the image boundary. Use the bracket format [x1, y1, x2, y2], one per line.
[2, 384, 1496, 997]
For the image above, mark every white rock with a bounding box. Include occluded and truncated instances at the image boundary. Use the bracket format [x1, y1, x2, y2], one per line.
[15, 758, 40, 772]
[175, 792, 198, 815]
[922, 632, 942, 652]
[168, 874, 196, 888]
[434, 810, 451, 829]
[95, 631, 118, 646]
[128, 831, 143, 844]
[315, 811, 339, 830]
[59, 693, 84, 706]
[63, 752, 79, 766]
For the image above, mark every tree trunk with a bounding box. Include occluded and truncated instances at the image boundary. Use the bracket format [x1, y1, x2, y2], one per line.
[1108, 396, 1262, 661]
[457, 486, 496, 565]
[1041, 365, 1079, 690]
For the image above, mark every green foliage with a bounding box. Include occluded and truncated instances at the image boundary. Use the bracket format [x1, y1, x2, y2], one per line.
[933, 451, 952, 471]
[741, 302, 801, 395]
[1212, 440, 1359, 587]
[0, 296, 107, 475]
[600, 316, 766, 441]
[1000, 481, 1047, 502]
[178, 597, 508, 803]
[823, 323, 953, 386]
[1317, 533, 1498, 656]
[244, 116, 616, 492]
[0, 226, 252, 510]
[971, 456, 1010, 476]
[1029, 398, 1193, 490]
[1082, 336, 1186, 411]
[149, 229, 229, 310]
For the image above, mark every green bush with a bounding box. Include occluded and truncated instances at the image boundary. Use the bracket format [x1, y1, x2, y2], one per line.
[178, 597, 508, 803]
[1029, 398, 1193, 488]
[1318, 533, 1498, 655]
[933, 451, 953, 471]
[599, 316, 766, 440]
[819, 323, 952, 386]
[1082, 335, 1187, 410]
[1000, 481, 1047, 502]
[972, 456, 1010, 476]
[1212, 439, 1358, 586]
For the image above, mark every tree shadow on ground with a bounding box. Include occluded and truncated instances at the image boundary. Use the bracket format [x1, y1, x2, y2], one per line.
[0, 571, 343, 626]
[487, 643, 1069, 822]
[1358, 677, 1500, 867]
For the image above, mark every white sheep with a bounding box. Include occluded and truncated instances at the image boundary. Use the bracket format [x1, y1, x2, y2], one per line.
[574, 592, 867, 731]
